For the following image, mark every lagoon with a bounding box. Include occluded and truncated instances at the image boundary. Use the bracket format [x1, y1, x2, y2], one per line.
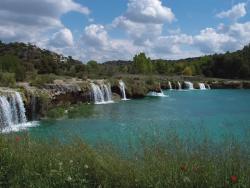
[28, 90, 250, 150]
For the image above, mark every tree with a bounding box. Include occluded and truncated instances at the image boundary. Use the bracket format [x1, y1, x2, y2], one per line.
[183, 66, 193, 76]
[87, 60, 99, 75]
[132, 53, 152, 74]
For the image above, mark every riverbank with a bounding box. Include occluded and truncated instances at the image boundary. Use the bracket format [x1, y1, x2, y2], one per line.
[0, 133, 249, 187]
[1, 75, 250, 122]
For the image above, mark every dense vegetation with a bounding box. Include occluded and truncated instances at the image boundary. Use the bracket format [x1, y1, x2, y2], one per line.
[0, 133, 249, 187]
[1, 41, 250, 87]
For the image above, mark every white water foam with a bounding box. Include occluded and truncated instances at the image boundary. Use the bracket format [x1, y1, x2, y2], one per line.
[1, 121, 39, 133]
[199, 83, 207, 90]
[147, 90, 168, 97]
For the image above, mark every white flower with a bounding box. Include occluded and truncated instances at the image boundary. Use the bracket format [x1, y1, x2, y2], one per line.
[84, 164, 89, 169]
[183, 176, 191, 183]
[67, 176, 72, 182]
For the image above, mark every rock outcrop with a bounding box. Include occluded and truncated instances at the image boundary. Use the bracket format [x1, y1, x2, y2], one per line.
[1, 77, 250, 121]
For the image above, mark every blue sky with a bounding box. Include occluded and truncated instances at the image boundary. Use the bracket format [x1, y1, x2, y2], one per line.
[0, 0, 250, 62]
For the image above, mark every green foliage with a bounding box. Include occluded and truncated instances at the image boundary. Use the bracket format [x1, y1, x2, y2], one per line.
[132, 53, 152, 74]
[1, 42, 250, 81]
[0, 55, 26, 81]
[0, 134, 249, 187]
[47, 107, 66, 119]
[68, 105, 95, 119]
[183, 66, 193, 76]
[30, 74, 56, 88]
[0, 72, 16, 87]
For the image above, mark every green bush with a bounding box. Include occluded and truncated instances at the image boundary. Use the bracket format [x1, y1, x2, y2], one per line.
[30, 74, 56, 88]
[46, 107, 66, 119]
[0, 72, 16, 87]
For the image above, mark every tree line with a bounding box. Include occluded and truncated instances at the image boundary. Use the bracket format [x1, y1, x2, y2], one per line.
[1, 41, 250, 87]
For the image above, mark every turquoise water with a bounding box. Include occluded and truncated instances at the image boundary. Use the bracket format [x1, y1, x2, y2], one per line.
[29, 90, 250, 149]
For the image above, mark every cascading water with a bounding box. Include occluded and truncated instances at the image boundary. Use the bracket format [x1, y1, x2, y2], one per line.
[199, 83, 207, 90]
[0, 91, 27, 130]
[119, 80, 127, 100]
[147, 89, 167, 97]
[178, 82, 182, 90]
[91, 83, 113, 104]
[184, 81, 194, 90]
[0, 96, 12, 128]
[15, 92, 27, 123]
[168, 81, 173, 90]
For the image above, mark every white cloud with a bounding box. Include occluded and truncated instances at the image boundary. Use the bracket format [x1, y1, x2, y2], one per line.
[0, 0, 89, 43]
[49, 28, 74, 47]
[81, 24, 109, 49]
[112, 16, 163, 46]
[1, 0, 250, 62]
[194, 28, 236, 53]
[0, 0, 89, 18]
[216, 3, 247, 21]
[79, 24, 141, 62]
[125, 0, 175, 24]
[153, 34, 193, 54]
[111, 0, 176, 48]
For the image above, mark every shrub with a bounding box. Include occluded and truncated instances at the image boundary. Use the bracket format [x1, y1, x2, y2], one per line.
[0, 72, 16, 87]
[30, 74, 56, 88]
[46, 107, 66, 119]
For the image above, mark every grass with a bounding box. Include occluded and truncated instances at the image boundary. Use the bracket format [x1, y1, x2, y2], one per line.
[0, 133, 249, 188]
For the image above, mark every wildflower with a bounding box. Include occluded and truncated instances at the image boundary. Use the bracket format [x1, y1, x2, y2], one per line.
[183, 176, 191, 183]
[230, 175, 238, 184]
[15, 136, 20, 142]
[84, 164, 89, 169]
[67, 176, 72, 182]
[180, 164, 188, 172]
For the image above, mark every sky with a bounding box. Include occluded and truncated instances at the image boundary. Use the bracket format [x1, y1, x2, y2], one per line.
[0, 0, 250, 63]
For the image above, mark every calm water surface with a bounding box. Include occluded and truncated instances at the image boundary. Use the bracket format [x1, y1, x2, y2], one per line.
[28, 90, 250, 148]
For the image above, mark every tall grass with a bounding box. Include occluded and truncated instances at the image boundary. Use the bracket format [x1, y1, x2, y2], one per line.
[0, 133, 249, 187]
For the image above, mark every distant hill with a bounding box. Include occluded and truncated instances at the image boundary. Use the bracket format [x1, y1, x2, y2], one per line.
[1, 41, 250, 85]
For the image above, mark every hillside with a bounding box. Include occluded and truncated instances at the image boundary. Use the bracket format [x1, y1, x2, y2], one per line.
[1, 41, 250, 88]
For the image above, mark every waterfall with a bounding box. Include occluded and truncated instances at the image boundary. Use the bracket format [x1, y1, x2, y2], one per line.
[168, 81, 173, 90]
[0, 92, 27, 129]
[0, 96, 12, 128]
[147, 90, 167, 97]
[184, 81, 194, 90]
[9, 94, 19, 124]
[119, 80, 127, 100]
[15, 92, 27, 123]
[91, 83, 113, 104]
[207, 84, 211, 90]
[199, 83, 207, 90]
[178, 82, 182, 90]
[101, 83, 112, 102]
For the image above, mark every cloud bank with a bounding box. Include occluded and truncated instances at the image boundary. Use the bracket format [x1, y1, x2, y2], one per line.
[0, 0, 250, 62]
